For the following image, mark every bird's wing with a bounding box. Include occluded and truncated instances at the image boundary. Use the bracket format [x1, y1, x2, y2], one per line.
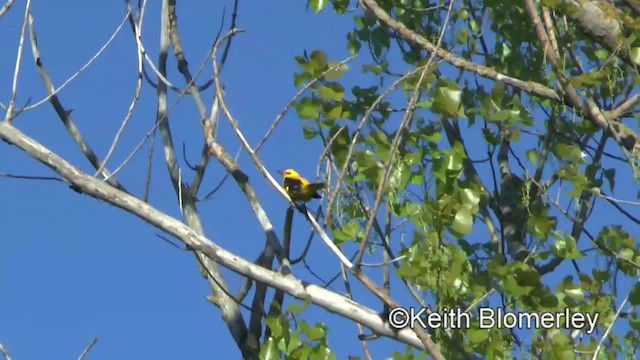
[283, 177, 304, 194]
[306, 183, 326, 193]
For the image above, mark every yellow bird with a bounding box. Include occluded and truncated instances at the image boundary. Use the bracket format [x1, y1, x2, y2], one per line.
[279, 169, 326, 202]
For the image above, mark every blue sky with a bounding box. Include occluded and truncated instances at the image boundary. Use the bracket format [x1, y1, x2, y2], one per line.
[0, 2, 386, 359]
[1, 1, 638, 359]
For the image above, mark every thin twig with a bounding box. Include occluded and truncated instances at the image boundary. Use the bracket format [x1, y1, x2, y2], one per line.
[94, 4, 145, 177]
[0, 0, 15, 19]
[27, 13, 126, 192]
[4, 0, 31, 123]
[254, 56, 356, 152]
[77, 337, 99, 360]
[24, 10, 130, 112]
[0, 172, 64, 182]
[592, 282, 633, 359]
[0, 342, 12, 360]
[360, 255, 406, 267]
[355, 0, 455, 267]
[190, 0, 240, 195]
[156, 1, 255, 357]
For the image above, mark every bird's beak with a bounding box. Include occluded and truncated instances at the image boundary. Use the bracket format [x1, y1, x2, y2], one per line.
[277, 169, 284, 175]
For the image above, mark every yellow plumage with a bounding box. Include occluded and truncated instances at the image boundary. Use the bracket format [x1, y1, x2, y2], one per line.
[279, 168, 325, 202]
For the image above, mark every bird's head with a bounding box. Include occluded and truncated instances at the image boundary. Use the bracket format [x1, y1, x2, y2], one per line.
[279, 169, 300, 178]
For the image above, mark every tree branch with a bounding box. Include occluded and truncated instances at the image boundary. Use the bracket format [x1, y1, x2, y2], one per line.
[0, 121, 429, 352]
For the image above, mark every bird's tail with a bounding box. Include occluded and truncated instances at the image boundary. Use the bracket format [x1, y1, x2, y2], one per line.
[308, 182, 326, 198]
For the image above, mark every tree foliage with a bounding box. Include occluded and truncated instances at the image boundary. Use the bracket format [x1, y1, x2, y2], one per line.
[291, 0, 640, 358]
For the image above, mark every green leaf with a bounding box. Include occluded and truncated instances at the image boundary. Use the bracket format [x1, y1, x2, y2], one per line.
[324, 62, 349, 80]
[403, 151, 423, 166]
[452, 207, 473, 236]
[318, 83, 345, 101]
[526, 149, 539, 165]
[501, 42, 511, 58]
[295, 55, 308, 67]
[550, 332, 574, 360]
[631, 47, 640, 65]
[443, 142, 466, 178]
[460, 187, 481, 208]
[553, 143, 584, 163]
[564, 287, 585, 303]
[346, 32, 361, 56]
[630, 283, 640, 306]
[603, 168, 616, 192]
[432, 80, 465, 118]
[265, 317, 283, 338]
[372, 129, 390, 145]
[554, 234, 582, 260]
[323, 103, 345, 121]
[540, 293, 559, 308]
[310, 345, 335, 360]
[342, 220, 360, 238]
[287, 297, 312, 316]
[490, 81, 506, 107]
[303, 125, 319, 139]
[355, 150, 377, 169]
[468, 328, 489, 344]
[309, 50, 328, 71]
[592, 269, 610, 284]
[287, 333, 302, 355]
[482, 128, 500, 146]
[309, 0, 328, 13]
[363, 63, 387, 76]
[259, 337, 280, 360]
[301, 321, 326, 341]
[541, 0, 561, 7]
[369, 26, 390, 58]
[396, 202, 422, 218]
[296, 98, 322, 120]
[332, 227, 351, 243]
[595, 49, 610, 60]
[470, 18, 480, 33]
[397, 261, 420, 278]
[390, 162, 412, 189]
[486, 110, 511, 122]
[294, 345, 313, 360]
[529, 214, 555, 241]
[445, 153, 462, 173]
[503, 263, 540, 295]
[620, 248, 634, 261]
[294, 72, 312, 87]
[410, 172, 425, 185]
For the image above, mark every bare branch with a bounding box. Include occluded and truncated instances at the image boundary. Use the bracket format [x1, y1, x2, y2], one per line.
[77, 337, 98, 360]
[592, 281, 633, 359]
[0, 121, 429, 352]
[0, 0, 15, 19]
[23, 10, 130, 112]
[155, 1, 255, 357]
[254, 56, 356, 153]
[95, 5, 145, 178]
[4, 0, 31, 123]
[27, 13, 127, 193]
[0, 342, 12, 360]
[359, 0, 560, 101]
[0, 172, 63, 182]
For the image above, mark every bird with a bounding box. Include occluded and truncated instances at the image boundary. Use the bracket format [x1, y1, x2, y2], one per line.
[278, 168, 326, 202]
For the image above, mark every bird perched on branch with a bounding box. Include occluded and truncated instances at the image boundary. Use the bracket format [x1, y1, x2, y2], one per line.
[278, 168, 325, 202]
